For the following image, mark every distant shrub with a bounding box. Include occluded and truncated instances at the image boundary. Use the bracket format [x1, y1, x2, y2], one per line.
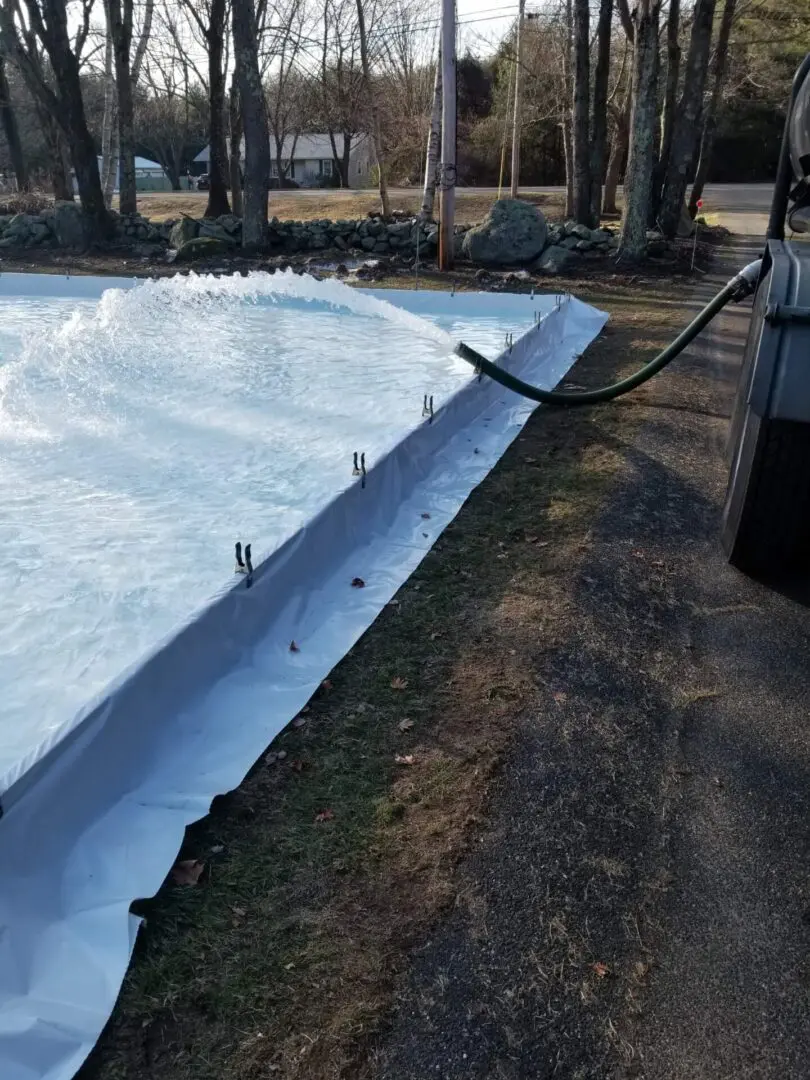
[0, 191, 53, 216]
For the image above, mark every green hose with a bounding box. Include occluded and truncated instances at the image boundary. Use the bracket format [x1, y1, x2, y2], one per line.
[454, 259, 763, 407]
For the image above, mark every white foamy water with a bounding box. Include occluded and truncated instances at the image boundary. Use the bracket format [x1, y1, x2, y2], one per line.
[0, 271, 543, 786]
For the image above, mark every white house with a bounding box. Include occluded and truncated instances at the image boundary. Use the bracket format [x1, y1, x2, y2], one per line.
[76, 156, 172, 195]
[193, 133, 374, 188]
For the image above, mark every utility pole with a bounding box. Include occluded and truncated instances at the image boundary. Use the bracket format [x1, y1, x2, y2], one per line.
[510, 0, 525, 198]
[438, 0, 456, 271]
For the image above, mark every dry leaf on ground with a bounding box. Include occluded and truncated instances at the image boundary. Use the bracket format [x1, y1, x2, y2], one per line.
[390, 676, 408, 690]
[292, 715, 307, 728]
[315, 809, 335, 823]
[395, 754, 415, 766]
[592, 961, 610, 978]
[553, 691, 568, 704]
[171, 859, 205, 887]
[321, 678, 333, 690]
[398, 718, 414, 732]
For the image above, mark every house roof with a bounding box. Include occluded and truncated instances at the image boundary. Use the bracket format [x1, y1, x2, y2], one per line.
[96, 155, 165, 172]
[194, 133, 369, 164]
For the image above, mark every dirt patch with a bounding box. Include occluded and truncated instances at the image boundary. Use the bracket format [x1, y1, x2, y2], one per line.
[127, 190, 565, 225]
[76, 287, 684, 1080]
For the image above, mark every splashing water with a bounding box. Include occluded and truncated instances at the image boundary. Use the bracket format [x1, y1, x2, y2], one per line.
[0, 270, 488, 781]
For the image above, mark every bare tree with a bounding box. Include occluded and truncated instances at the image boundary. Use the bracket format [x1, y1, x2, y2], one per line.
[420, 47, 441, 220]
[100, 0, 151, 210]
[571, 0, 589, 222]
[658, 0, 716, 236]
[603, 67, 630, 215]
[657, 0, 680, 195]
[355, 0, 389, 215]
[618, 0, 660, 257]
[588, 0, 613, 225]
[560, 0, 573, 215]
[0, 0, 109, 233]
[228, 72, 242, 212]
[264, 0, 308, 185]
[318, 0, 365, 187]
[174, 0, 231, 216]
[689, 0, 737, 215]
[232, 0, 269, 244]
[0, 49, 27, 187]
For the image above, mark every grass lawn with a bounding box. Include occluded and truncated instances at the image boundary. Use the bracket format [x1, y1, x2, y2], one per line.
[77, 275, 685, 1080]
[130, 190, 567, 224]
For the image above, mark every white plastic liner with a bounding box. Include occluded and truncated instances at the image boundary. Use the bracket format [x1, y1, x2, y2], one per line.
[0, 272, 606, 1080]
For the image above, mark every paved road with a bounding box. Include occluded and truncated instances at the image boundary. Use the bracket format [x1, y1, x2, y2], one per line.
[158, 181, 776, 238]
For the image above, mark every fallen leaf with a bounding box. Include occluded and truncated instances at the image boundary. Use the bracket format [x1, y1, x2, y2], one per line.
[592, 962, 610, 978]
[390, 676, 408, 690]
[421, 512, 431, 519]
[292, 715, 307, 729]
[265, 751, 280, 766]
[398, 718, 414, 732]
[171, 859, 205, 887]
[430, 631, 441, 640]
[553, 691, 568, 705]
[231, 906, 246, 917]
[277, 750, 287, 760]
[284, 962, 295, 971]
[291, 758, 309, 772]
[314, 809, 335, 823]
[351, 577, 365, 588]
[321, 678, 333, 690]
[210, 844, 225, 855]
[395, 754, 415, 766]
[289, 640, 300, 653]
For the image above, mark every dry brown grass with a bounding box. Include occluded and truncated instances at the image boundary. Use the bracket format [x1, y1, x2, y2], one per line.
[130, 190, 565, 224]
[78, 287, 682, 1080]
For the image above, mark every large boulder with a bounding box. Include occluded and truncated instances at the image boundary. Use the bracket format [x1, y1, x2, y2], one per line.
[49, 201, 91, 250]
[173, 236, 231, 262]
[462, 198, 548, 265]
[533, 244, 576, 275]
[170, 217, 199, 248]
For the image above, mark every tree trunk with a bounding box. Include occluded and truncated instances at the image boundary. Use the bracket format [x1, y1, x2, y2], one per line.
[603, 96, 630, 214]
[232, 0, 269, 246]
[572, 0, 590, 223]
[420, 50, 442, 221]
[588, 0, 613, 226]
[38, 104, 72, 199]
[341, 133, 352, 187]
[0, 53, 28, 190]
[104, 116, 120, 203]
[657, 0, 680, 187]
[100, 12, 116, 207]
[619, 0, 660, 258]
[206, 0, 232, 218]
[561, 0, 574, 218]
[355, 0, 389, 217]
[229, 75, 243, 216]
[658, 0, 716, 237]
[689, 0, 737, 216]
[562, 120, 574, 217]
[108, 0, 136, 214]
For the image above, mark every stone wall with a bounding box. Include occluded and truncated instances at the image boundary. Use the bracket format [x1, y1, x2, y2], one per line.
[0, 199, 621, 273]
